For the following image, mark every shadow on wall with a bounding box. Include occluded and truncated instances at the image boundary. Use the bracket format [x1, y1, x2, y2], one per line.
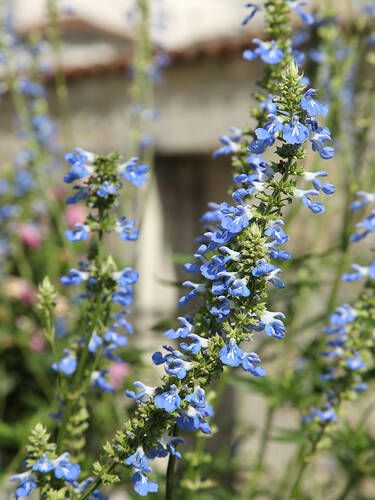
[156, 153, 232, 280]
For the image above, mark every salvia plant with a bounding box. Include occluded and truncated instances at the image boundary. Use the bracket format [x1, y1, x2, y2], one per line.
[4, 0, 375, 499]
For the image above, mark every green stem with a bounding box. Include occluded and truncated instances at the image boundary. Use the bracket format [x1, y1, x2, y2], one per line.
[242, 405, 276, 499]
[46, 0, 74, 149]
[56, 230, 104, 453]
[337, 477, 356, 500]
[79, 464, 116, 500]
[165, 431, 178, 500]
[286, 427, 326, 499]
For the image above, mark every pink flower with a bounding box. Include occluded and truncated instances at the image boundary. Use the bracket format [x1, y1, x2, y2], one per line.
[108, 362, 130, 389]
[17, 223, 43, 250]
[3, 277, 37, 305]
[65, 205, 87, 226]
[30, 330, 46, 353]
[20, 284, 37, 306]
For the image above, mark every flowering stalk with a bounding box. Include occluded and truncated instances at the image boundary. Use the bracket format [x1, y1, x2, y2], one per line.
[78, 12, 336, 500]
[286, 192, 375, 498]
[244, 7, 375, 494]
[184, 1, 318, 492]
[10, 151, 150, 498]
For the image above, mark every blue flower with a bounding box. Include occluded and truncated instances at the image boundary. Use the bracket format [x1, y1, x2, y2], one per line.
[248, 138, 269, 154]
[219, 245, 241, 261]
[292, 1, 315, 24]
[210, 296, 231, 321]
[351, 191, 375, 211]
[346, 356, 366, 371]
[113, 267, 139, 287]
[252, 258, 276, 277]
[219, 338, 243, 367]
[265, 220, 289, 247]
[220, 204, 251, 234]
[91, 370, 114, 392]
[54, 454, 80, 482]
[175, 387, 214, 434]
[97, 181, 117, 198]
[260, 311, 286, 339]
[152, 345, 191, 378]
[125, 447, 152, 472]
[266, 268, 285, 289]
[65, 223, 90, 242]
[163, 316, 194, 339]
[75, 478, 108, 499]
[292, 48, 306, 66]
[161, 435, 184, 459]
[309, 48, 326, 63]
[294, 188, 325, 214]
[32, 454, 54, 474]
[126, 381, 155, 403]
[304, 171, 335, 194]
[213, 127, 242, 158]
[365, 3, 375, 15]
[132, 471, 158, 496]
[318, 367, 335, 381]
[115, 217, 140, 241]
[300, 89, 328, 116]
[185, 386, 208, 409]
[32, 115, 56, 143]
[200, 255, 230, 280]
[269, 248, 291, 260]
[154, 384, 182, 412]
[18, 77, 45, 97]
[10, 472, 37, 499]
[14, 170, 33, 196]
[180, 333, 210, 354]
[241, 352, 266, 376]
[104, 327, 128, 346]
[255, 114, 284, 142]
[200, 202, 222, 223]
[64, 148, 95, 183]
[303, 405, 337, 423]
[308, 121, 335, 159]
[120, 157, 150, 186]
[283, 116, 309, 144]
[178, 281, 206, 306]
[117, 311, 134, 334]
[165, 358, 192, 379]
[88, 333, 103, 352]
[112, 286, 134, 306]
[328, 305, 356, 326]
[242, 3, 260, 24]
[354, 381, 368, 393]
[211, 280, 228, 295]
[243, 39, 284, 65]
[350, 210, 375, 242]
[61, 267, 89, 286]
[228, 278, 251, 297]
[66, 185, 89, 204]
[342, 262, 375, 282]
[259, 94, 278, 114]
[52, 350, 77, 376]
[209, 225, 237, 244]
